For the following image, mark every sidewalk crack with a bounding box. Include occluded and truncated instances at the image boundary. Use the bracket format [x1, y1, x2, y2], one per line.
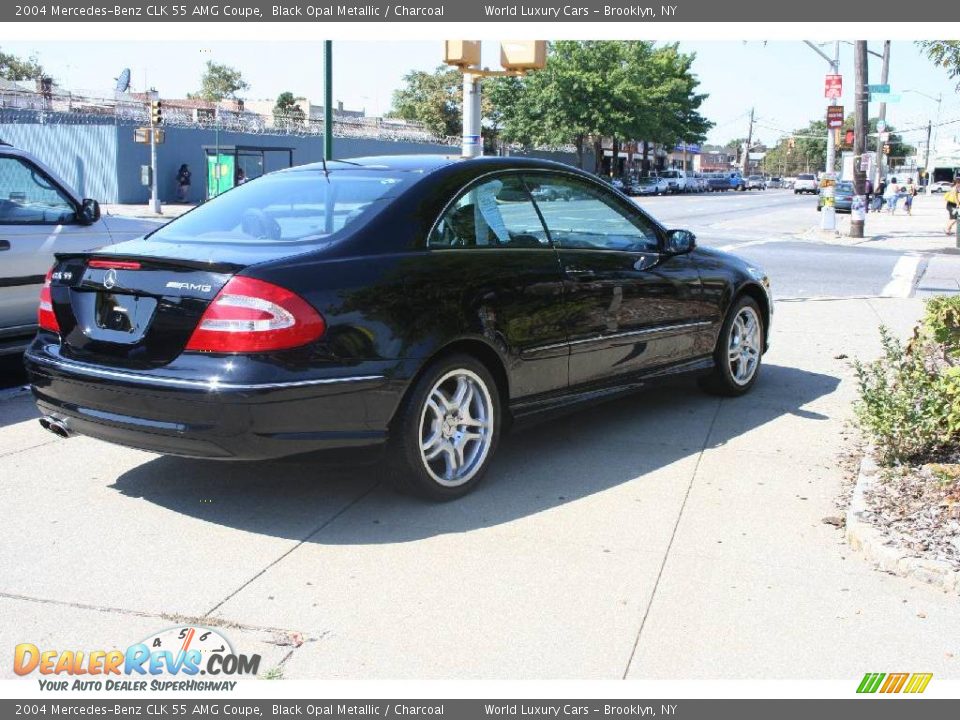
[621, 397, 723, 679]
[203, 480, 380, 617]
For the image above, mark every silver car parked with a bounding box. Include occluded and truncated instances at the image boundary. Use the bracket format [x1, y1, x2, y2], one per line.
[0, 143, 161, 355]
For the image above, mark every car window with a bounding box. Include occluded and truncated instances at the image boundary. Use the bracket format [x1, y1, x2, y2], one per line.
[523, 173, 659, 252]
[150, 169, 412, 245]
[429, 174, 549, 249]
[0, 156, 76, 225]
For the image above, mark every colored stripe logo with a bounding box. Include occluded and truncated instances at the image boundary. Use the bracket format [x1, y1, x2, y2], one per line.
[857, 672, 932, 694]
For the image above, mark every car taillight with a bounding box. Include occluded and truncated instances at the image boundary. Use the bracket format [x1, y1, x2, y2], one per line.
[185, 276, 325, 353]
[38, 268, 60, 334]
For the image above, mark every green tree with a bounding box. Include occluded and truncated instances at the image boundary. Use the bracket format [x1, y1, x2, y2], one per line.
[388, 65, 463, 138]
[0, 48, 46, 82]
[190, 61, 249, 102]
[917, 41, 960, 88]
[273, 91, 305, 128]
[487, 41, 711, 172]
[762, 116, 914, 176]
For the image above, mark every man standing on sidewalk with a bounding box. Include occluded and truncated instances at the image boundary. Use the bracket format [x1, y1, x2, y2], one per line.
[865, 178, 874, 212]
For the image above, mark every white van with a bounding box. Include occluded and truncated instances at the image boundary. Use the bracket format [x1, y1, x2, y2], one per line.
[659, 169, 692, 193]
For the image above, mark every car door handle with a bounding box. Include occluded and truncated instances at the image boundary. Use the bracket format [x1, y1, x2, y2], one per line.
[0, 240, 9, 251]
[565, 268, 596, 279]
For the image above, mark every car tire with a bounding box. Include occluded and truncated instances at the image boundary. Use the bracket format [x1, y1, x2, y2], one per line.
[699, 295, 764, 397]
[389, 354, 501, 500]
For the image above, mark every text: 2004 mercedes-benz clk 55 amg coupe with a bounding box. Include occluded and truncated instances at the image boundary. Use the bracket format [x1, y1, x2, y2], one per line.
[26, 155, 772, 499]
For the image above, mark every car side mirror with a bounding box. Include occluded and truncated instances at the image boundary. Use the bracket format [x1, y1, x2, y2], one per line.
[79, 198, 100, 225]
[665, 228, 696, 254]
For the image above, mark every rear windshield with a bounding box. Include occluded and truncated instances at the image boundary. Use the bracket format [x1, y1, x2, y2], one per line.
[148, 169, 413, 245]
[798, 174, 816, 180]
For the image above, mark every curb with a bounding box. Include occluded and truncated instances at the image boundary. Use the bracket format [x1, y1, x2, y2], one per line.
[846, 449, 960, 594]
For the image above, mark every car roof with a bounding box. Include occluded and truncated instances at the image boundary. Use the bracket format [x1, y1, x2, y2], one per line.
[286, 154, 583, 175]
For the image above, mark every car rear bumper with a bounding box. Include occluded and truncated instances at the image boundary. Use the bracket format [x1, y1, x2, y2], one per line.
[25, 345, 408, 460]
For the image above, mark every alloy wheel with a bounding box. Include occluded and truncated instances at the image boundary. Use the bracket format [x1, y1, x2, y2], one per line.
[418, 369, 494, 487]
[727, 306, 762, 386]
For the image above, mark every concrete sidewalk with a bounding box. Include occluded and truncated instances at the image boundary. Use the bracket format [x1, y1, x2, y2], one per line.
[0, 297, 957, 681]
[103, 202, 195, 221]
[805, 194, 960, 254]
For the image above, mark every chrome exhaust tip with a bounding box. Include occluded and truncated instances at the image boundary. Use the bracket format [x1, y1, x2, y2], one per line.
[39, 415, 72, 438]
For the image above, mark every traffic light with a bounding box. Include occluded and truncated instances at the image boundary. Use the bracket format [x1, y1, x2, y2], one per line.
[150, 100, 162, 126]
[883, 143, 890, 155]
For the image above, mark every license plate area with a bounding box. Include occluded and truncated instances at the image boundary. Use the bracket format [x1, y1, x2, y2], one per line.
[78, 291, 157, 344]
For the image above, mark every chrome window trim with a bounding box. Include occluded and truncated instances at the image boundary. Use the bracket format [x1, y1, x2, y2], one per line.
[26, 351, 384, 392]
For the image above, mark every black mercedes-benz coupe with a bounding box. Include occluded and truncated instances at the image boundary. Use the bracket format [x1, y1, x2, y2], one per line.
[25, 155, 771, 499]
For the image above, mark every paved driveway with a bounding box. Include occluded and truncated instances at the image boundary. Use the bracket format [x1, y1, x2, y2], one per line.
[1, 297, 958, 680]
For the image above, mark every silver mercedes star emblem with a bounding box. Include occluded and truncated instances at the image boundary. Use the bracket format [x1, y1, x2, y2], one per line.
[103, 268, 118, 290]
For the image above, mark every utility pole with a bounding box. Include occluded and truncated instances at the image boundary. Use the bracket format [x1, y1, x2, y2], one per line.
[873, 40, 890, 185]
[924, 120, 933, 178]
[741, 107, 755, 174]
[324, 41, 333, 161]
[851, 41, 869, 238]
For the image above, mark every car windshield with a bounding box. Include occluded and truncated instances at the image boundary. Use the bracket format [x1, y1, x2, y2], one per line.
[148, 168, 414, 244]
[637, 178, 657, 184]
[837, 182, 854, 192]
[798, 174, 815, 180]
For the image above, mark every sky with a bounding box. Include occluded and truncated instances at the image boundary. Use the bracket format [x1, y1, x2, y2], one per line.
[3, 39, 958, 154]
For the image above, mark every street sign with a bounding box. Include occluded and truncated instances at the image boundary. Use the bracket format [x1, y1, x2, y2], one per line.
[826, 105, 845, 128]
[825, 74, 843, 99]
[877, 120, 887, 131]
[860, 154, 873, 173]
[870, 93, 901, 103]
[879, 131, 890, 142]
[867, 84, 890, 94]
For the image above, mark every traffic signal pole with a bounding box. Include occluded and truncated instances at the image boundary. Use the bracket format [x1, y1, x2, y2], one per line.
[873, 41, 890, 186]
[148, 90, 161, 215]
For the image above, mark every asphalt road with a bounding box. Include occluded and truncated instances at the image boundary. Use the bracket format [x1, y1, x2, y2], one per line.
[637, 189, 925, 300]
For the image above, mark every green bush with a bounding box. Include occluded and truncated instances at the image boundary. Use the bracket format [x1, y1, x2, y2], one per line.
[855, 297, 960, 465]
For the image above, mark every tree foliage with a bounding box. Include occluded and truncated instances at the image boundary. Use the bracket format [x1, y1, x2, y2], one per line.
[388, 65, 464, 138]
[486, 41, 711, 170]
[391, 42, 711, 164]
[0, 48, 46, 82]
[273, 91, 306, 128]
[763, 116, 914, 175]
[190, 61, 249, 102]
[917, 41, 960, 89]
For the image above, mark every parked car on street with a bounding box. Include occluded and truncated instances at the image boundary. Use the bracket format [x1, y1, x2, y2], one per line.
[765, 177, 783, 189]
[706, 173, 732, 192]
[745, 175, 766, 191]
[793, 173, 818, 194]
[26, 155, 771, 500]
[817, 180, 855, 213]
[728, 172, 747, 191]
[0, 143, 161, 356]
[634, 176, 670, 195]
[929, 181, 953, 194]
[659, 169, 690, 194]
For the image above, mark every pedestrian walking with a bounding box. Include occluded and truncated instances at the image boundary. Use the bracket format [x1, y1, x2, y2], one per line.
[873, 179, 887, 212]
[175, 164, 191, 203]
[884, 181, 901, 214]
[864, 178, 874, 212]
[903, 179, 917, 215]
[945, 179, 960, 235]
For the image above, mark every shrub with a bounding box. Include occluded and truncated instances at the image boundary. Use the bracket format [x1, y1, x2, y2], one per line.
[855, 297, 960, 465]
